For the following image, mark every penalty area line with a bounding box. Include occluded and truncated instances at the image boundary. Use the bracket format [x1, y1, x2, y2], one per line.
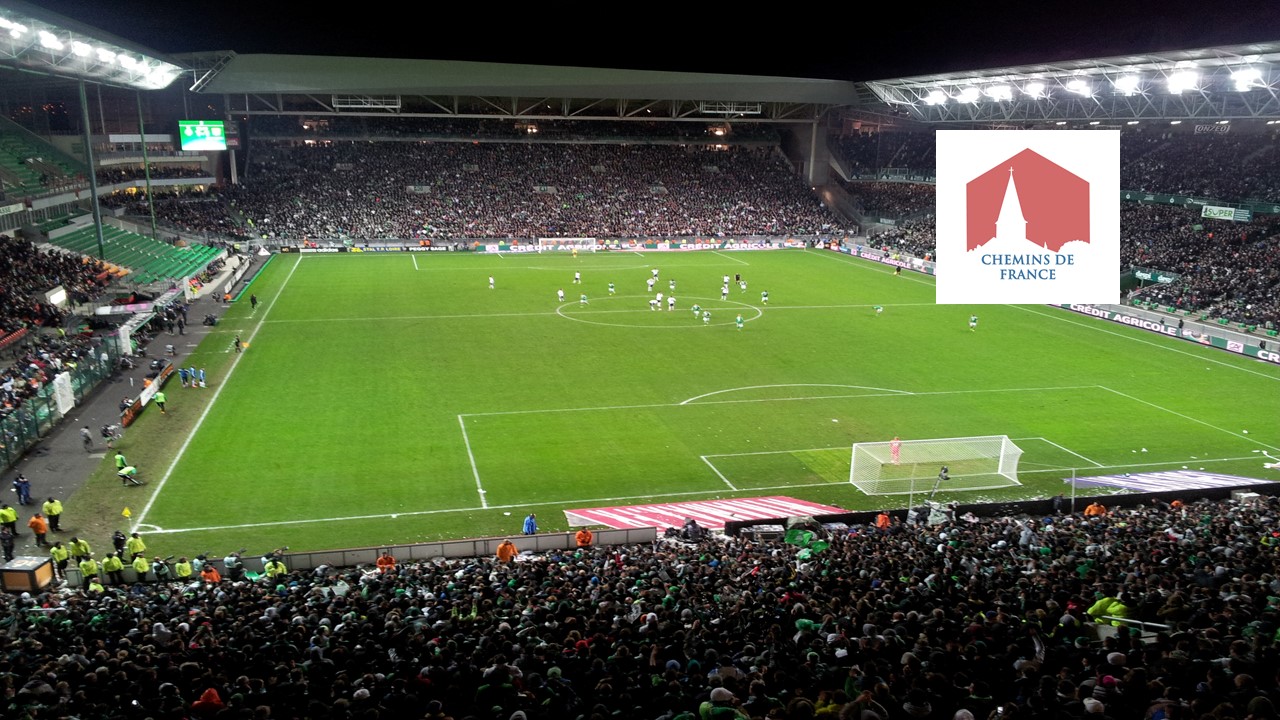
[459, 415, 488, 508]
[133, 254, 304, 530]
[146, 454, 1268, 535]
[1096, 385, 1280, 452]
[700, 456, 738, 491]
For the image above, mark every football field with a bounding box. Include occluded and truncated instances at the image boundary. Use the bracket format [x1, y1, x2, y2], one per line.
[108, 249, 1280, 554]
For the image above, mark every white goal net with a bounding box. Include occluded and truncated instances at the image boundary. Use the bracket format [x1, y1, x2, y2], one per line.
[849, 435, 1023, 495]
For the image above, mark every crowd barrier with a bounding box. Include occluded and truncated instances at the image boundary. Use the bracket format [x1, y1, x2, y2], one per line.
[59, 527, 657, 588]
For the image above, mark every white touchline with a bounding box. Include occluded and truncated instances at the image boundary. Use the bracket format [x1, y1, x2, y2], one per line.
[712, 250, 749, 266]
[1097, 385, 1280, 452]
[458, 415, 488, 508]
[807, 248, 935, 287]
[1038, 438, 1106, 467]
[133, 254, 305, 530]
[147, 454, 1265, 535]
[412, 254, 419, 271]
[701, 456, 738, 490]
[1016, 306, 1280, 383]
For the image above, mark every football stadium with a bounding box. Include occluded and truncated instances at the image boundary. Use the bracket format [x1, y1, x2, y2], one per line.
[0, 2, 1279, 718]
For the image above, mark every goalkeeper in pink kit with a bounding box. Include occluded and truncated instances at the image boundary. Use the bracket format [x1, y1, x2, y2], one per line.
[890, 436, 902, 464]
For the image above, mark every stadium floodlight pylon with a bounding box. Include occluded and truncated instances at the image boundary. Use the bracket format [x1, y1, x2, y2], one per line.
[849, 435, 1023, 495]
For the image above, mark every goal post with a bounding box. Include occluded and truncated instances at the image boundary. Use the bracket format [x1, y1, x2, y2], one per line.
[849, 435, 1023, 495]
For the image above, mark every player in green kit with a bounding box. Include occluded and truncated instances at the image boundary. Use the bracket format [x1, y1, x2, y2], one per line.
[580, 293, 588, 305]
[735, 314, 744, 330]
[608, 282, 615, 295]
[969, 314, 978, 331]
[874, 305, 883, 316]
[691, 303, 702, 317]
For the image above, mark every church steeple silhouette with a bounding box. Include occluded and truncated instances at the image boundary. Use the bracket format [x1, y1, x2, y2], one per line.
[994, 166, 1028, 244]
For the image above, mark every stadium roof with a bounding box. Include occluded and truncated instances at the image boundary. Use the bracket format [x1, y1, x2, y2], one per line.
[186, 54, 861, 123]
[865, 43, 1280, 123]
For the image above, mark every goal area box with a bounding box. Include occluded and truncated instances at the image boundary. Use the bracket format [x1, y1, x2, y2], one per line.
[849, 435, 1023, 495]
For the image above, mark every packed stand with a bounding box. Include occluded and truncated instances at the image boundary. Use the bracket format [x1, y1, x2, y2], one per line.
[865, 217, 937, 261]
[0, 236, 107, 334]
[100, 188, 251, 241]
[249, 116, 782, 143]
[223, 142, 847, 240]
[831, 131, 936, 179]
[839, 181, 935, 219]
[5, 494, 1280, 720]
[1122, 204, 1280, 326]
[1120, 131, 1280, 203]
[95, 165, 213, 185]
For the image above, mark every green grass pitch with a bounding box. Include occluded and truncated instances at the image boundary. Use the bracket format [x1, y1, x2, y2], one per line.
[95, 249, 1280, 555]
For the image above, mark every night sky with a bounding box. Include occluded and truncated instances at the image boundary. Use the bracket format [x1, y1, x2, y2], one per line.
[25, 0, 1280, 82]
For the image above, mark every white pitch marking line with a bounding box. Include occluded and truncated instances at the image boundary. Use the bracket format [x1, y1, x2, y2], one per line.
[145, 454, 1265, 535]
[1038, 437, 1106, 467]
[1015, 306, 1280, 382]
[632, 251, 644, 256]
[712, 250, 750, 266]
[458, 415, 488, 508]
[412, 254, 419, 271]
[701, 456, 738, 490]
[133, 254, 304, 529]
[462, 384, 1100, 418]
[702, 437, 1071, 460]
[261, 303, 939, 325]
[680, 383, 912, 405]
[807, 247, 935, 287]
[1096, 385, 1280, 452]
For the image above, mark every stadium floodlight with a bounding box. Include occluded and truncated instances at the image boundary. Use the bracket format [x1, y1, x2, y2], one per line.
[923, 89, 948, 105]
[1023, 81, 1047, 98]
[1127, 120, 1140, 125]
[956, 87, 981, 103]
[1168, 70, 1198, 94]
[1066, 79, 1092, 96]
[70, 40, 90, 57]
[117, 54, 138, 69]
[1170, 120, 1182, 125]
[1113, 75, 1141, 95]
[985, 85, 1013, 101]
[38, 30, 62, 51]
[1232, 67, 1262, 91]
[96, 47, 116, 63]
[1089, 120, 1101, 125]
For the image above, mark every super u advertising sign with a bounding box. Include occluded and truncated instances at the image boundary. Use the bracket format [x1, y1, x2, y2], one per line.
[936, 130, 1119, 304]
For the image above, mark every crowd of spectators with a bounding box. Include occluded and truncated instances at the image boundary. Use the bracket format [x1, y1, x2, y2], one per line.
[1120, 131, 1280, 203]
[0, 236, 112, 426]
[839, 182, 935, 220]
[832, 128, 1280, 205]
[218, 142, 846, 240]
[1121, 205, 1280, 326]
[832, 132, 936, 180]
[0, 236, 107, 335]
[248, 117, 781, 143]
[4, 494, 1280, 720]
[101, 188, 249, 241]
[96, 165, 213, 185]
[864, 218, 936, 261]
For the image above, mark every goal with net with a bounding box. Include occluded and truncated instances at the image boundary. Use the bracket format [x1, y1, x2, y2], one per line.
[849, 435, 1023, 495]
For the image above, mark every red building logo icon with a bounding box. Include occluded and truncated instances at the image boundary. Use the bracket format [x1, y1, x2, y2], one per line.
[966, 148, 1090, 253]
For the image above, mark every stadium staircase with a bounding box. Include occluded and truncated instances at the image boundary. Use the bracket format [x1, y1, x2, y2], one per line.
[46, 224, 222, 285]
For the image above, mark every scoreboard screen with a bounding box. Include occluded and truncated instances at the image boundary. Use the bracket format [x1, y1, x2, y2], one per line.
[178, 120, 226, 151]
